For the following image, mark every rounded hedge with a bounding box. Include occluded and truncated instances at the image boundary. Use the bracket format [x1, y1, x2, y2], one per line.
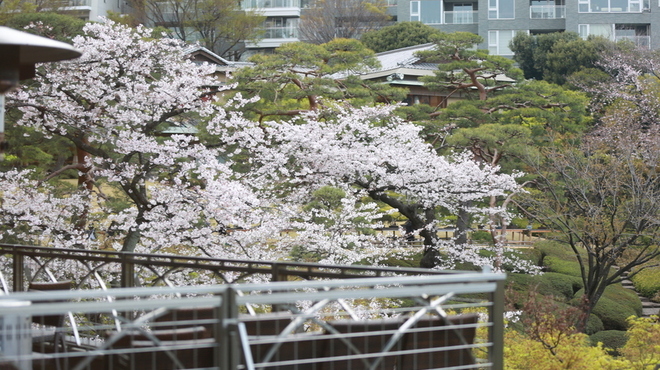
[506, 273, 577, 302]
[589, 330, 627, 356]
[601, 285, 642, 316]
[534, 240, 579, 261]
[585, 313, 604, 335]
[543, 255, 582, 277]
[588, 295, 637, 331]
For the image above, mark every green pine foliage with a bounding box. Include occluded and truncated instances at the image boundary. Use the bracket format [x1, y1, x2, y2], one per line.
[360, 22, 443, 53]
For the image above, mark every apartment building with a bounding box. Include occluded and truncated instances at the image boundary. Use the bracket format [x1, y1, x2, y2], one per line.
[19, 0, 659, 57]
[240, 0, 304, 56]
[398, 0, 659, 55]
[241, 0, 398, 55]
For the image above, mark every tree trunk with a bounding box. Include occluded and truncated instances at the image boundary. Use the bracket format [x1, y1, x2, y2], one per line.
[74, 140, 94, 231]
[455, 202, 471, 245]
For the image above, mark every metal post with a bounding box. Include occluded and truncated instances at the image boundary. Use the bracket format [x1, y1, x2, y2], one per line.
[120, 253, 135, 288]
[489, 278, 505, 370]
[0, 300, 32, 370]
[12, 251, 24, 292]
[219, 286, 239, 370]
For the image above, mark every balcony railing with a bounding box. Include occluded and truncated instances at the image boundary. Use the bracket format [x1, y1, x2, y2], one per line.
[615, 35, 650, 48]
[262, 26, 299, 39]
[242, 0, 300, 8]
[444, 10, 478, 24]
[530, 5, 566, 19]
[30, 0, 91, 7]
[0, 244, 505, 370]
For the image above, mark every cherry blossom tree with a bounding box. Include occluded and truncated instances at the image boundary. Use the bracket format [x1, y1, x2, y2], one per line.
[222, 104, 537, 271]
[3, 19, 537, 274]
[1, 20, 402, 268]
[6, 19, 272, 258]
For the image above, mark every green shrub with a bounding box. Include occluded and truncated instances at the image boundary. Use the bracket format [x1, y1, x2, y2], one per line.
[534, 240, 580, 261]
[630, 267, 660, 299]
[544, 255, 582, 277]
[602, 285, 642, 316]
[589, 330, 627, 356]
[506, 272, 582, 304]
[588, 295, 637, 331]
[517, 247, 544, 267]
[470, 230, 492, 242]
[585, 314, 604, 335]
[541, 272, 583, 299]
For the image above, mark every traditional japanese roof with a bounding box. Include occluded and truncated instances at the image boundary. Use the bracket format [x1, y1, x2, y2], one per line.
[360, 43, 515, 84]
[359, 43, 438, 82]
[184, 46, 253, 73]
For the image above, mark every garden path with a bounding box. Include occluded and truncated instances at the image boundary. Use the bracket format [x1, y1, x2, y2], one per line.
[621, 273, 660, 318]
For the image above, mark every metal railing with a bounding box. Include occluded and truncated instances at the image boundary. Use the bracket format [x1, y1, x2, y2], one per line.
[22, 0, 91, 7]
[0, 272, 504, 370]
[0, 243, 468, 293]
[242, 0, 300, 8]
[615, 35, 650, 48]
[0, 244, 505, 370]
[530, 5, 566, 19]
[443, 10, 478, 24]
[261, 26, 298, 39]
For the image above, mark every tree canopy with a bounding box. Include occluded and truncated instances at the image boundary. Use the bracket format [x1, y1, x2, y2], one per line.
[418, 32, 523, 102]
[2, 12, 86, 41]
[231, 38, 407, 121]
[360, 22, 442, 53]
[510, 31, 614, 85]
[3, 20, 533, 273]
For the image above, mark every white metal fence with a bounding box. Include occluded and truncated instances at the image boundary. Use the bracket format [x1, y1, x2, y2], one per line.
[0, 271, 504, 370]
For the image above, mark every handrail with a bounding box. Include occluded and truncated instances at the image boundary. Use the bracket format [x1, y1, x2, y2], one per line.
[0, 243, 464, 293]
[0, 271, 505, 370]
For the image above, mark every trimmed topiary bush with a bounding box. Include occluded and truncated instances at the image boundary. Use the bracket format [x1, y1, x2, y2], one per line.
[506, 273, 569, 302]
[589, 330, 627, 356]
[540, 272, 583, 299]
[535, 240, 581, 261]
[588, 295, 637, 331]
[630, 267, 660, 300]
[544, 255, 582, 277]
[602, 285, 642, 316]
[585, 313, 604, 335]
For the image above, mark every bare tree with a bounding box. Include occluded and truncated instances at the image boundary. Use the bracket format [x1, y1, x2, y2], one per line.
[521, 120, 660, 331]
[298, 0, 391, 44]
[136, 0, 264, 59]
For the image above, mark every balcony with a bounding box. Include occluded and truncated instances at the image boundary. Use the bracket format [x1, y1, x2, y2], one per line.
[0, 244, 505, 370]
[530, 5, 566, 19]
[25, 0, 91, 7]
[242, 0, 300, 9]
[615, 35, 650, 48]
[262, 26, 299, 39]
[444, 10, 478, 24]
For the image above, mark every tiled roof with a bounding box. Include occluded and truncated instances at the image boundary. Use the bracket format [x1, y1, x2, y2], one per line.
[374, 43, 436, 71]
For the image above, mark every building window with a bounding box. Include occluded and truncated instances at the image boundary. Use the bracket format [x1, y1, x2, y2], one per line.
[410, 0, 442, 24]
[411, 1, 420, 21]
[489, 0, 514, 19]
[488, 30, 515, 55]
[445, 3, 476, 24]
[578, 0, 644, 12]
[578, 24, 613, 39]
[615, 24, 650, 47]
[263, 17, 299, 38]
[580, 23, 650, 48]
